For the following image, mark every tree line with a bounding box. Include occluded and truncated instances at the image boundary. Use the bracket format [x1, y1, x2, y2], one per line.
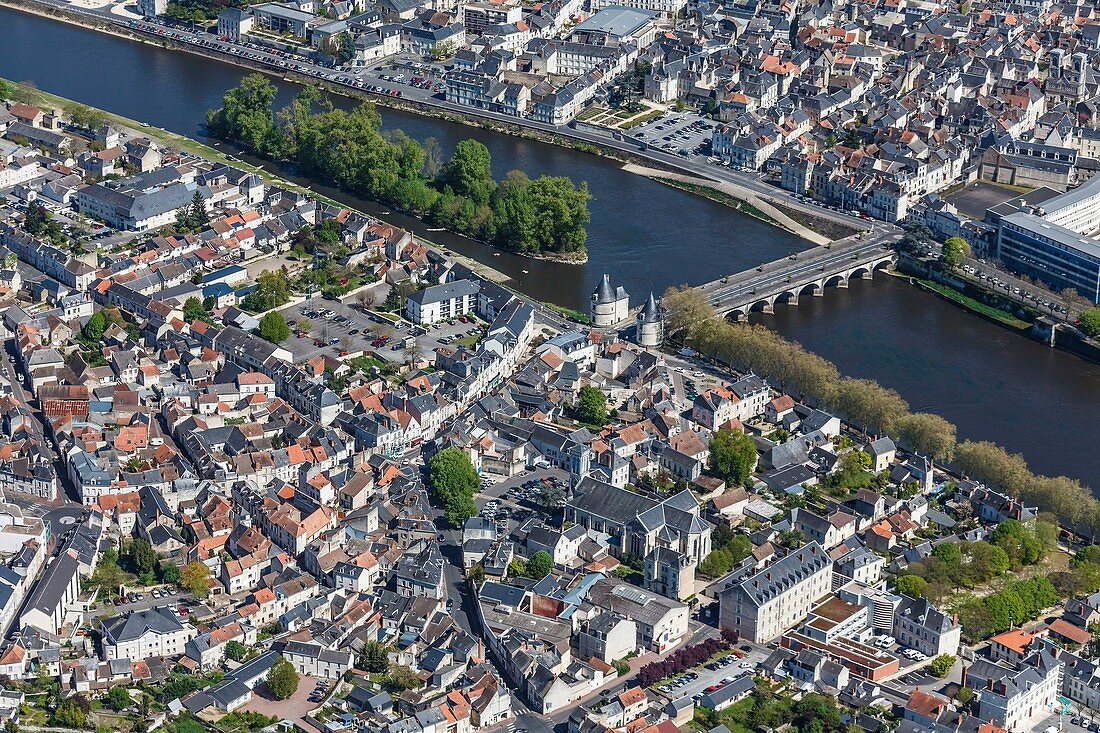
[661, 286, 1099, 534]
[206, 75, 590, 257]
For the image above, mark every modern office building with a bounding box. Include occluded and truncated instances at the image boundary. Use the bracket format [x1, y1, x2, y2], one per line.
[996, 211, 1100, 302]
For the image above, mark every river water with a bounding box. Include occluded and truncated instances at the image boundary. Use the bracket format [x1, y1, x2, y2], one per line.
[2, 6, 1100, 486]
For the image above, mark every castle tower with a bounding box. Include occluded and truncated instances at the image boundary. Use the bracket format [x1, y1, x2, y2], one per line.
[636, 292, 665, 348]
[590, 274, 629, 327]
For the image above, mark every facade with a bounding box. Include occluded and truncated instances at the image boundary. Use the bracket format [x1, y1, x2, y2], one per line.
[719, 542, 833, 643]
[218, 8, 255, 41]
[138, 0, 167, 17]
[965, 646, 1063, 733]
[100, 607, 196, 662]
[406, 279, 480, 324]
[996, 211, 1100, 302]
[591, 274, 629, 327]
[894, 596, 962, 658]
[575, 612, 637, 663]
[250, 3, 318, 38]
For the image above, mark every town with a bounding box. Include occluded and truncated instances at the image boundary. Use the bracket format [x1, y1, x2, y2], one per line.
[18, 0, 1100, 303]
[0, 85, 1095, 733]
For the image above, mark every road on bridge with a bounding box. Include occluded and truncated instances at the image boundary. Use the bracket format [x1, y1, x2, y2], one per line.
[699, 228, 903, 310]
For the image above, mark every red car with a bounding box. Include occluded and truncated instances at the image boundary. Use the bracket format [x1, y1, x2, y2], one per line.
[314, 339, 323, 347]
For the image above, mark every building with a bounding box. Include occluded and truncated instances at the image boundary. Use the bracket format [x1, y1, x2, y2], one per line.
[250, 3, 319, 39]
[586, 578, 689, 653]
[588, 0, 685, 17]
[590, 274, 629, 327]
[636, 292, 664, 347]
[719, 542, 833, 643]
[19, 550, 81, 637]
[138, 0, 166, 16]
[644, 546, 694, 601]
[964, 645, 1063, 733]
[218, 8, 255, 41]
[571, 6, 658, 46]
[575, 612, 637, 663]
[565, 479, 713, 565]
[996, 211, 1100, 302]
[405, 279, 480, 324]
[100, 607, 196, 661]
[75, 171, 205, 232]
[283, 640, 355, 679]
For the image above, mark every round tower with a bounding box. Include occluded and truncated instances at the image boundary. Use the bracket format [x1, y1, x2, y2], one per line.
[636, 292, 665, 347]
[591, 274, 629, 327]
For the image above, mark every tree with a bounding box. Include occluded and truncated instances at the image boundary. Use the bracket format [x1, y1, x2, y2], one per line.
[180, 561, 212, 598]
[896, 412, 956, 464]
[955, 686, 975, 706]
[428, 40, 457, 60]
[386, 664, 422, 691]
[895, 575, 927, 598]
[183, 297, 212, 324]
[835, 377, 908, 435]
[125, 539, 157, 575]
[82, 311, 106, 343]
[244, 269, 291, 312]
[576, 385, 608, 426]
[225, 640, 248, 662]
[441, 140, 495, 206]
[930, 654, 956, 678]
[258, 311, 290, 343]
[955, 440, 1031, 494]
[53, 698, 87, 729]
[361, 640, 390, 674]
[1080, 308, 1100, 339]
[428, 447, 479, 525]
[266, 657, 299, 700]
[160, 563, 181, 584]
[206, 74, 279, 154]
[525, 551, 553, 579]
[941, 236, 971, 269]
[296, 316, 312, 334]
[699, 548, 733, 578]
[106, 685, 132, 711]
[708, 430, 758, 485]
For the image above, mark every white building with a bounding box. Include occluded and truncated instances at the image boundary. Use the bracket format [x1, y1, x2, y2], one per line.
[100, 607, 196, 662]
[719, 542, 834, 643]
[405, 279, 480, 325]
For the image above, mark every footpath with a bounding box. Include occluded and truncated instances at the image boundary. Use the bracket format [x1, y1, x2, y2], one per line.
[622, 163, 831, 246]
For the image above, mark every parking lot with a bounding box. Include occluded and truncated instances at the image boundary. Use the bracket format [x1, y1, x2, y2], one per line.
[475, 468, 570, 539]
[627, 111, 717, 158]
[277, 294, 486, 367]
[649, 645, 766, 704]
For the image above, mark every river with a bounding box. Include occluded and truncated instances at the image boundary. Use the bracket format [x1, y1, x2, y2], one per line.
[2, 6, 1100, 487]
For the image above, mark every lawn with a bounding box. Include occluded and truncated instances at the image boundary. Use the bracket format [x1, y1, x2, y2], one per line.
[912, 278, 1031, 330]
[690, 697, 755, 733]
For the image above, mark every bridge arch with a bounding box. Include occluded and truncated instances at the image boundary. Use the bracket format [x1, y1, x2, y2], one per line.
[824, 273, 849, 288]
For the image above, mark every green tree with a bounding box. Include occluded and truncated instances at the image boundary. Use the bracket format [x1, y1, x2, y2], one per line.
[442, 140, 495, 206]
[699, 548, 733, 578]
[385, 665, 421, 691]
[941, 236, 971, 269]
[360, 641, 390, 674]
[206, 74, 279, 154]
[53, 698, 87, 729]
[930, 654, 956, 678]
[896, 412, 956, 464]
[258, 311, 290, 343]
[835, 377, 909, 435]
[955, 686, 975, 705]
[82, 311, 106, 343]
[576, 385, 608, 426]
[225, 640, 248, 662]
[895, 575, 927, 598]
[1079, 308, 1100, 339]
[183, 297, 211, 324]
[106, 686, 132, 711]
[525, 551, 553, 579]
[180, 561, 212, 598]
[244, 269, 291, 312]
[708, 430, 758, 485]
[160, 563, 181, 584]
[525, 176, 591, 254]
[428, 447, 479, 525]
[125, 539, 157, 575]
[266, 657, 299, 700]
[955, 440, 1031, 493]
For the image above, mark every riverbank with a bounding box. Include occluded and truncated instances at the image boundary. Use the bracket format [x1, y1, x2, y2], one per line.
[0, 75, 520, 286]
[0, 0, 846, 249]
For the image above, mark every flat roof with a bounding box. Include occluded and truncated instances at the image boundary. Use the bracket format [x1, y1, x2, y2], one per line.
[574, 5, 657, 36]
[1045, 173, 1100, 215]
[1001, 211, 1100, 261]
[251, 2, 317, 22]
